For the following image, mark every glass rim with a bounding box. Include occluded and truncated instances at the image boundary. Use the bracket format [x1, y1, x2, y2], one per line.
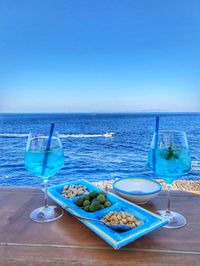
[25, 131, 62, 151]
[154, 130, 186, 134]
[28, 132, 60, 139]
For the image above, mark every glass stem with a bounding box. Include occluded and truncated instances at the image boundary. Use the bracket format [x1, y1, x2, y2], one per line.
[44, 180, 48, 209]
[166, 184, 171, 214]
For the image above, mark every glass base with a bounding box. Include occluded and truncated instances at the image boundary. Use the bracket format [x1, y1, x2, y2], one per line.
[156, 210, 186, 229]
[30, 206, 64, 223]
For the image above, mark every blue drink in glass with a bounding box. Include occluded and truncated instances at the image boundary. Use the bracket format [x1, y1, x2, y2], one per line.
[24, 133, 65, 223]
[148, 130, 191, 229]
[148, 146, 191, 185]
[25, 147, 64, 181]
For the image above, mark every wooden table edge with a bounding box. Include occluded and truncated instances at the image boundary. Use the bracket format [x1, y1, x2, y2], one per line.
[0, 242, 200, 256]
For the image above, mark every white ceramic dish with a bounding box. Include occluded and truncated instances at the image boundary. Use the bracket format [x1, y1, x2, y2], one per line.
[112, 177, 162, 204]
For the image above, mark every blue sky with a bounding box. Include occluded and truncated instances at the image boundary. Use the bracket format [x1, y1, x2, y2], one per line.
[1, 0, 200, 112]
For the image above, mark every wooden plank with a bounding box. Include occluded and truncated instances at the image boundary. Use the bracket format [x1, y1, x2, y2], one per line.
[0, 186, 200, 266]
[0, 186, 41, 193]
[0, 187, 199, 253]
[0, 245, 200, 266]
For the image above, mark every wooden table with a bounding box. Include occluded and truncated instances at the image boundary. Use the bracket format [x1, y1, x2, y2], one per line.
[0, 187, 200, 266]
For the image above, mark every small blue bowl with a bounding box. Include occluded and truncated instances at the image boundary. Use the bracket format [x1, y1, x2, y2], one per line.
[113, 177, 162, 204]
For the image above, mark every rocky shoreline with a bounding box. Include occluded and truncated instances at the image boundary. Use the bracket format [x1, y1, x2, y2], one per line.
[93, 179, 200, 194]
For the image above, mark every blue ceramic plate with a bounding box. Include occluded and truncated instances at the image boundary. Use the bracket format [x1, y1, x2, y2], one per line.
[47, 179, 168, 249]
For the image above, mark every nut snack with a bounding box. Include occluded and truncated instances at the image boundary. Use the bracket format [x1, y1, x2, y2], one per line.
[101, 211, 143, 228]
[62, 185, 88, 198]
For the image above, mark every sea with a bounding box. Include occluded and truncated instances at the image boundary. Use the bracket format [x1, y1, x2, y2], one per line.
[0, 113, 200, 187]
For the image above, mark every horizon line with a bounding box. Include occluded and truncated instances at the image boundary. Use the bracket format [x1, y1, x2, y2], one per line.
[1, 111, 200, 115]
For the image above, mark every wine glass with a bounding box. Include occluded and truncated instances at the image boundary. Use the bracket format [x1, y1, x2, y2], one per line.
[24, 131, 65, 222]
[148, 130, 191, 228]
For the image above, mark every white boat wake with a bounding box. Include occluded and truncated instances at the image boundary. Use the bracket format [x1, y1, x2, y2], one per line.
[0, 132, 115, 138]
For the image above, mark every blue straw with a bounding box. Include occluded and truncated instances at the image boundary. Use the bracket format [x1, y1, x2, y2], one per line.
[41, 123, 55, 176]
[152, 116, 159, 172]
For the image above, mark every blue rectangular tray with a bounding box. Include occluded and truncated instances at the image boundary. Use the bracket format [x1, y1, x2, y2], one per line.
[47, 179, 168, 249]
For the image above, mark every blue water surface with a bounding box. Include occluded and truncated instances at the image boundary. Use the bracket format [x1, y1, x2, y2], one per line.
[0, 113, 199, 186]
